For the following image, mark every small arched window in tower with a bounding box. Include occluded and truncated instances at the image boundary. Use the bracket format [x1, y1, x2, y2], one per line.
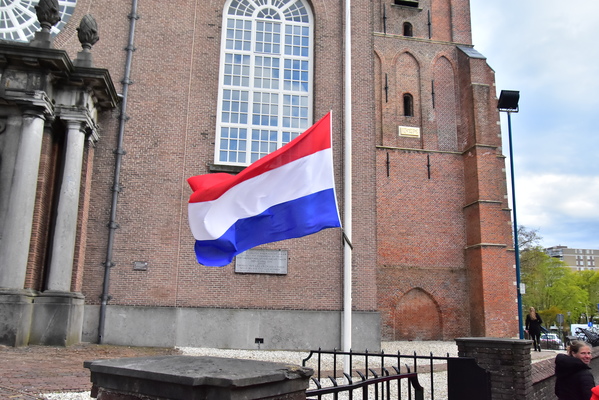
[403, 93, 414, 117]
[403, 22, 413, 37]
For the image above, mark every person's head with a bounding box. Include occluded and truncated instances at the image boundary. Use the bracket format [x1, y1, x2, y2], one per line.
[529, 307, 537, 318]
[568, 340, 592, 365]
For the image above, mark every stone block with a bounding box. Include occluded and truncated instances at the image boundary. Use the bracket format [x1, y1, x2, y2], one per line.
[0, 290, 35, 346]
[29, 291, 84, 346]
[85, 355, 313, 400]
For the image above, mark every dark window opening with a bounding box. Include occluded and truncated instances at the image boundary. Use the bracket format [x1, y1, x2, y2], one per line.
[403, 22, 413, 37]
[394, 0, 419, 8]
[403, 93, 414, 117]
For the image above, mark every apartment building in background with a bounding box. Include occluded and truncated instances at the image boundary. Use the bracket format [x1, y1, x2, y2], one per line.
[545, 246, 598, 271]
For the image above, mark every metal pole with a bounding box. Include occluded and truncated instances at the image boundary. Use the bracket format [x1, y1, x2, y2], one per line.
[98, 0, 139, 344]
[343, 0, 353, 372]
[507, 111, 524, 339]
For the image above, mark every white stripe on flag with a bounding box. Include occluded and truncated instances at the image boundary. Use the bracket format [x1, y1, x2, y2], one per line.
[188, 148, 335, 241]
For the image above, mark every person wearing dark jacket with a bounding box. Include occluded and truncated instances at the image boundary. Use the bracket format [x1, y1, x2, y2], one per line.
[525, 307, 543, 351]
[555, 340, 595, 400]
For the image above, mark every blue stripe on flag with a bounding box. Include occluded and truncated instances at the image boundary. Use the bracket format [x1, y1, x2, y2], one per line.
[194, 189, 340, 266]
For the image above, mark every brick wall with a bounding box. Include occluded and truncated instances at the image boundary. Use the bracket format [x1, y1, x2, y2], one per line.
[376, 148, 473, 340]
[374, 0, 516, 339]
[60, 0, 378, 313]
[458, 338, 599, 400]
[457, 338, 533, 399]
[13, 0, 516, 343]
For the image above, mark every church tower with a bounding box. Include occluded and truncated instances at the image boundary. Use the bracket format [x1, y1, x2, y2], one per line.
[373, 0, 517, 339]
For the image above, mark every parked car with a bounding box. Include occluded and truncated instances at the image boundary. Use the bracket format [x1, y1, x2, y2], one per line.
[540, 333, 562, 349]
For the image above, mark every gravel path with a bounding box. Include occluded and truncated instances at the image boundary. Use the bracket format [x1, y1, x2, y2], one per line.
[41, 341, 457, 400]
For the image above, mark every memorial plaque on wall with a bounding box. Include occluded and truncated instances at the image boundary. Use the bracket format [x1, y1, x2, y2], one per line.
[235, 249, 288, 275]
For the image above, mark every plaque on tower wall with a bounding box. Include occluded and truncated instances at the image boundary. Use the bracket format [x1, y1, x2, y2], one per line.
[235, 249, 288, 275]
[398, 126, 420, 138]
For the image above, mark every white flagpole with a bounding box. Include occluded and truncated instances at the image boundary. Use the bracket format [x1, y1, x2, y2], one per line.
[343, 0, 353, 372]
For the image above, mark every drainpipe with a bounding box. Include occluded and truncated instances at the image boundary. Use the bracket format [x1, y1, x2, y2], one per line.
[98, 0, 139, 344]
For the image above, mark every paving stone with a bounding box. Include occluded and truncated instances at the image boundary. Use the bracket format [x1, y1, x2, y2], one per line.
[0, 344, 180, 398]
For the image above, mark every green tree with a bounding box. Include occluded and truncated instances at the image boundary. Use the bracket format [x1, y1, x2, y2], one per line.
[520, 248, 574, 315]
[517, 225, 542, 252]
[572, 269, 599, 323]
[517, 226, 591, 328]
[546, 268, 587, 321]
[589, 272, 599, 321]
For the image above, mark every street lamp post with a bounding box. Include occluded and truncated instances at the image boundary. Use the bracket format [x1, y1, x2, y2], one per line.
[497, 90, 523, 339]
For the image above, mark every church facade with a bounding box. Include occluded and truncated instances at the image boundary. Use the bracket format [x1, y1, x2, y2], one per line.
[0, 0, 517, 349]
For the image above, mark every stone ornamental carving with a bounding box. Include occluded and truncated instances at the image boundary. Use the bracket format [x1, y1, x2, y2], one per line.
[77, 15, 100, 50]
[35, 0, 61, 31]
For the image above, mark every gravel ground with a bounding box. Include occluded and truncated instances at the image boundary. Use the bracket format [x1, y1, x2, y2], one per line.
[41, 341, 457, 400]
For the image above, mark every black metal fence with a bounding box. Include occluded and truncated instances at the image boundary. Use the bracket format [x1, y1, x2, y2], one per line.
[306, 368, 423, 400]
[301, 348, 491, 400]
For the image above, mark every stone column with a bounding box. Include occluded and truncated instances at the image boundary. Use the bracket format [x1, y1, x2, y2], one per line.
[0, 109, 46, 289]
[46, 120, 86, 292]
[30, 120, 87, 346]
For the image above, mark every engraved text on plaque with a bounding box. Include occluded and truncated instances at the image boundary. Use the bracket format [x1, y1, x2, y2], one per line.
[235, 249, 288, 275]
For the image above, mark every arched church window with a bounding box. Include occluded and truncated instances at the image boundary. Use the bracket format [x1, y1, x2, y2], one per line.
[403, 22, 413, 37]
[215, 0, 313, 166]
[403, 93, 414, 116]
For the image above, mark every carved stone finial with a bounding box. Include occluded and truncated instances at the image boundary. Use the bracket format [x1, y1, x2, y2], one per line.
[74, 15, 99, 67]
[35, 0, 61, 32]
[30, 0, 60, 47]
[77, 15, 99, 51]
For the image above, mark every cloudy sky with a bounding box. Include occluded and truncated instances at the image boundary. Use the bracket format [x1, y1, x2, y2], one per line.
[469, 1, 599, 250]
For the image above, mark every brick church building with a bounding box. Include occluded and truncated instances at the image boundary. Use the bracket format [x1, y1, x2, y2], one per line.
[0, 0, 517, 349]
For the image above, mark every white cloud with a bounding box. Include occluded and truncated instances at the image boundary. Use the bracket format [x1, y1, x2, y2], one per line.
[516, 174, 599, 222]
[471, 0, 599, 249]
[472, 1, 599, 103]
[514, 174, 599, 247]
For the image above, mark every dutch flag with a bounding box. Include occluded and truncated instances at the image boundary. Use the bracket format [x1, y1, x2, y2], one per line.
[187, 112, 341, 266]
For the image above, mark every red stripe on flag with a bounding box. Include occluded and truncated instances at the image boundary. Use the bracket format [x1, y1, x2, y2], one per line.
[188, 112, 331, 203]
